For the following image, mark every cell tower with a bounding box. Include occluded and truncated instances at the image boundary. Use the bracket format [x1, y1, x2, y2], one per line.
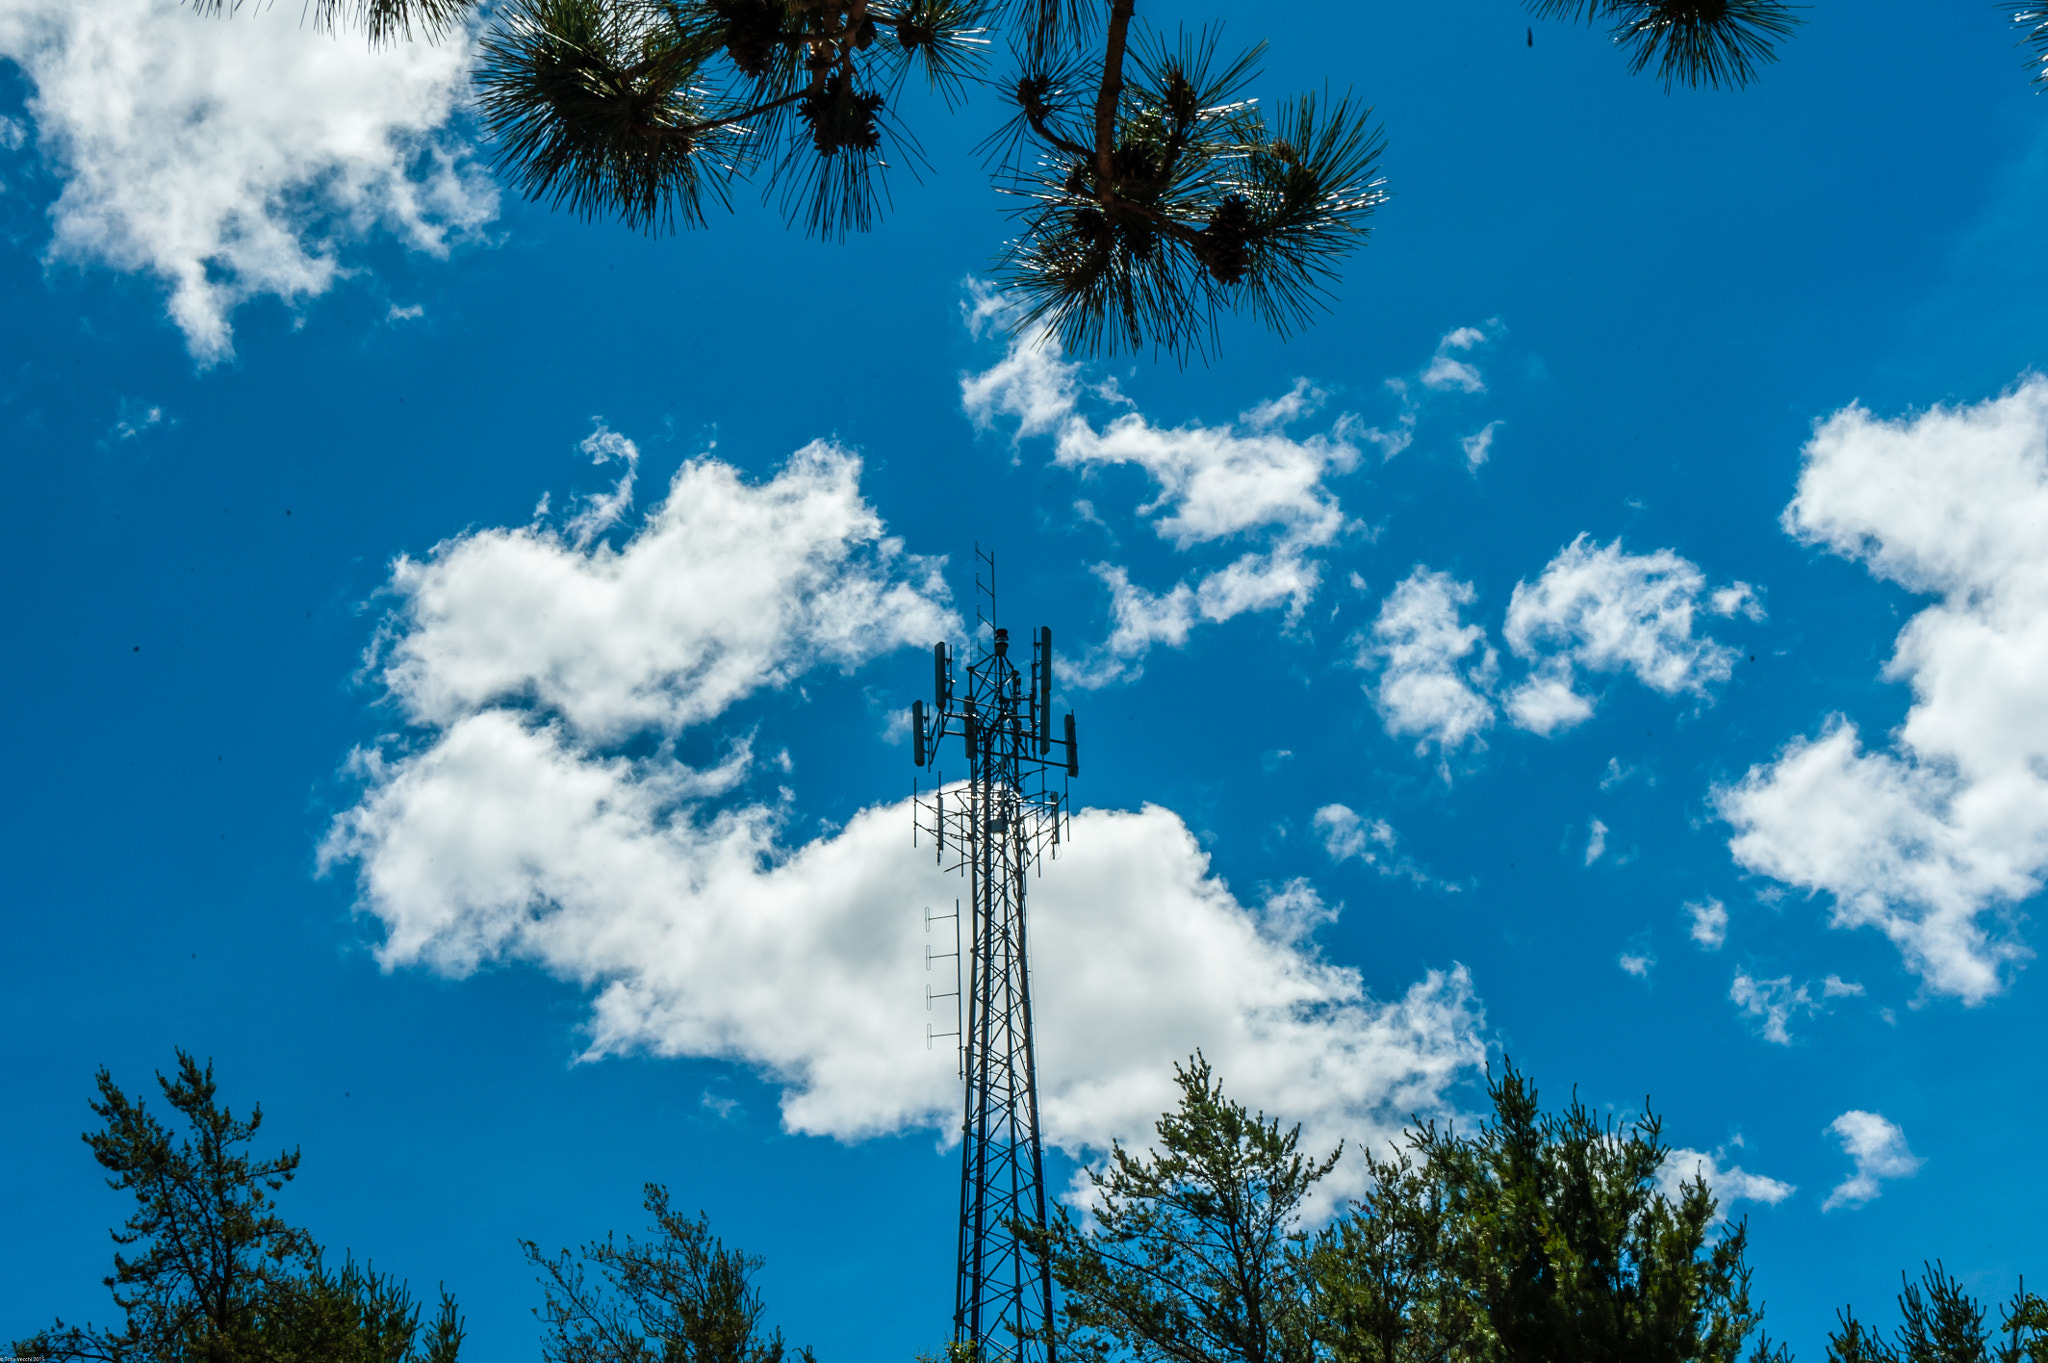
[913, 550, 1078, 1363]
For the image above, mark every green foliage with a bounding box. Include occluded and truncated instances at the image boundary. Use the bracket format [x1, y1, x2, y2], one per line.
[475, 0, 741, 234]
[1313, 1060, 1774, 1363]
[1531, 1, 2048, 100]
[11, 1051, 461, 1363]
[1038, 1053, 1339, 1363]
[1825, 1266, 2048, 1363]
[246, 1260, 467, 1363]
[1306, 1147, 1479, 1363]
[524, 1183, 809, 1363]
[473, 0, 990, 241]
[1826, 1311, 1888, 1363]
[180, 0, 1380, 359]
[993, 29, 1383, 359]
[1046, 1056, 1776, 1363]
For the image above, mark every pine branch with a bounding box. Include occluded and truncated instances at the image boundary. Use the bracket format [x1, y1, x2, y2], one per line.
[2015, 6, 2048, 89]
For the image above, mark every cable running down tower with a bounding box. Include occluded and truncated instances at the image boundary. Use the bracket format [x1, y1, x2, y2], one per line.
[913, 556, 1079, 1363]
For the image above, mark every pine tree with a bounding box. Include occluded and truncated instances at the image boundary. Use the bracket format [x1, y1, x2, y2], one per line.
[1037, 1053, 1338, 1363]
[1315, 1060, 1779, 1363]
[11, 1051, 463, 1363]
[1825, 1266, 2048, 1363]
[1307, 1146, 1481, 1363]
[524, 1183, 808, 1363]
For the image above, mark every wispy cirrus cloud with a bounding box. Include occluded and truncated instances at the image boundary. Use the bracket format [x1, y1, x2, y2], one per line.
[1312, 804, 1456, 891]
[1729, 970, 1818, 1045]
[1358, 322, 1502, 460]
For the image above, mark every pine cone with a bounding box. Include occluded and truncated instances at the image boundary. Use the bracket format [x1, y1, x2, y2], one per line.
[710, 0, 783, 79]
[1195, 194, 1252, 285]
[801, 70, 884, 154]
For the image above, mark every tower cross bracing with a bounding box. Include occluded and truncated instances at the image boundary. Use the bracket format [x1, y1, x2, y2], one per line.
[913, 555, 1078, 1363]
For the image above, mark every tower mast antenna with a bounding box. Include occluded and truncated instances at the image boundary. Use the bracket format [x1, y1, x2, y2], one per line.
[912, 548, 1079, 1363]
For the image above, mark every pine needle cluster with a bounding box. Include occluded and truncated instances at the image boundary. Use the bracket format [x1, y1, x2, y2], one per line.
[1524, 0, 1805, 91]
[216, 0, 1378, 359]
[190, 0, 2048, 356]
[988, 28, 1384, 360]
[2015, 6, 2048, 88]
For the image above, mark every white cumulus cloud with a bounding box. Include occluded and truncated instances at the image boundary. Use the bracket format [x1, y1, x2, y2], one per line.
[1356, 568, 1498, 758]
[324, 430, 1489, 1204]
[371, 440, 952, 745]
[1051, 381, 1356, 551]
[1069, 548, 1324, 688]
[0, 0, 494, 362]
[1686, 897, 1729, 950]
[959, 320, 1362, 687]
[1658, 1147, 1795, 1223]
[1718, 377, 2048, 1002]
[1502, 536, 1746, 736]
[1316, 804, 1395, 864]
[1823, 1110, 1921, 1211]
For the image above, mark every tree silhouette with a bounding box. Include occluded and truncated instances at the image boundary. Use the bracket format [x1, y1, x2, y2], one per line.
[193, 0, 2048, 357]
[12, 1051, 464, 1363]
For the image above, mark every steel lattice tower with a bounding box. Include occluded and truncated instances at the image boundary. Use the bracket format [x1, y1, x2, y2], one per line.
[913, 555, 1078, 1363]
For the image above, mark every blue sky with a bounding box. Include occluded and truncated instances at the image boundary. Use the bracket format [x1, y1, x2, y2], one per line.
[4, 2, 2046, 1358]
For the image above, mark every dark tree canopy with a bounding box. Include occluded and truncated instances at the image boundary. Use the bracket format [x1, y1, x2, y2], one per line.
[19, 1051, 2048, 1363]
[524, 1184, 810, 1363]
[1048, 1054, 1788, 1363]
[186, 0, 2048, 358]
[1038, 1053, 1337, 1363]
[12, 1050, 463, 1363]
[463, 0, 1387, 360]
[1525, 1, 1805, 91]
[1826, 1264, 2048, 1363]
[1368, 1061, 1781, 1363]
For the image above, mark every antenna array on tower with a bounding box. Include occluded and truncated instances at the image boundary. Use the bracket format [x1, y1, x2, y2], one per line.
[911, 549, 1079, 1363]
